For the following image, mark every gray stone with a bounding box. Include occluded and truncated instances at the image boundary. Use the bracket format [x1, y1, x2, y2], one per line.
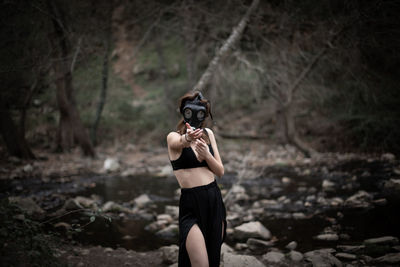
[289, 250, 304, 262]
[304, 249, 342, 267]
[246, 238, 274, 251]
[157, 214, 173, 223]
[322, 180, 336, 191]
[315, 234, 339, 241]
[286, 241, 298, 250]
[336, 245, 365, 254]
[263, 251, 285, 263]
[165, 205, 179, 219]
[103, 157, 120, 172]
[233, 221, 271, 240]
[222, 252, 265, 267]
[344, 191, 373, 209]
[159, 244, 179, 264]
[292, 212, 307, 219]
[221, 243, 234, 255]
[382, 153, 395, 161]
[156, 224, 179, 240]
[335, 253, 357, 260]
[133, 194, 152, 207]
[8, 196, 44, 215]
[364, 236, 399, 246]
[384, 179, 400, 192]
[373, 252, 400, 264]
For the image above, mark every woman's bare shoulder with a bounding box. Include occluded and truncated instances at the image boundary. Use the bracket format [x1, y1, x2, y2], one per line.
[167, 131, 180, 141]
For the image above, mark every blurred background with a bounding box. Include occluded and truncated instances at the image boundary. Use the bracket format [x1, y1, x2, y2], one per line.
[1, 0, 400, 266]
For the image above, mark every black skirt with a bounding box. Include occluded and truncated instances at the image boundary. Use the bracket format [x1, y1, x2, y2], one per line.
[178, 179, 227, 267]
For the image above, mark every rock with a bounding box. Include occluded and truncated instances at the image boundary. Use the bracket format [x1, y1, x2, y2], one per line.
[335, 253, 356, 260]
[145, 220, 168, 232]
[286, 241, 298, 250]
[233, 221, 271, 240]
[157, 165, 173, 177]
[364, 236, 399, 246]
[344, 191, 373, 209]
[157, 214, 173, 223]
[222, 252, 265, 267]
[159, 244, 179, 264]
[234, 243, 248, 250]
[64, 198, 84, 210]
[289, 250, 304, 262]
[263, 251, 285, 263]
[304, 249, 342, 267]
[104, 247, 114, 253]
[54, 222, 71, 230]
[382, 153, 395, 161]
[156, 224, 179, 240]
[373, 252, 400, 264]
[337, 245, 365, 254]
[231, 184, 246, 194]
[372, 198, 387, 206]
[384, 179, 400, 192]
[246, 238, 274, 251]
[23, 164, 33, 172]
[315, 234, 339, 241]
[102, 201, 134, 214]
[282, 177, 291, 185]
[103, 157, 120, 172]
[74, 196, 97, 209]
[221, 243, 234, 255]
[322, 180, 336, 191]
[81, 249, 90, 255]
[133, 194, 152, 207]
[165, 205, 179, 219]
[8, 196, 45, 215]
[292, 212, 307, 219]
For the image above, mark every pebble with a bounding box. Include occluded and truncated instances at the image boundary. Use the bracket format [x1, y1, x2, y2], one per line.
[364, 236, 399, 245]
[286, 241, 297, 250]
[289, 250, 304, 262]
[263, 251, 285, 263]
[335, 253, 357, 260]
[315, 233, 339, 241]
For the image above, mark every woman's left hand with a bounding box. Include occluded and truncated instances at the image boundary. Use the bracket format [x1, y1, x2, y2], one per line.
[194, 138, 211, 162]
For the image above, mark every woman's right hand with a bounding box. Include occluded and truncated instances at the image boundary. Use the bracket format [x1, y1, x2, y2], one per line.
[185, 122, 203, 141]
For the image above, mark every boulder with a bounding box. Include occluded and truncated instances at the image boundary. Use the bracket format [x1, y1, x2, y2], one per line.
[156, 224, 179, 240]
[304, 249, 342, 267]
[246, 238, 274, 252]
[8, 196, 44, 215]
[165, 205, 179, 219]
[233, 221, 271, 240]
[364, 236, 399, 246]
[286, 241, 298, 251]
[133, 194, 152, 207]
[263, 251, 285, 263]
[103, 157, 120, 172]
[373, 253, 400, 264]
[289, 251, 304, 262]
[222, 252, 265, 267]
[344, 191, 373, 209]
[159, 244, 179, 264]
[315, 234, 339, 241]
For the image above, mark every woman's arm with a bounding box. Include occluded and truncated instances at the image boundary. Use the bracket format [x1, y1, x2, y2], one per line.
[194, 128, 224, 177]
[167, 123, 204, 150]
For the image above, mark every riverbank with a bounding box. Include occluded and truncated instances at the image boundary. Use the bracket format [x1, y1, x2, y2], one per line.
[2, 142, 400, 266]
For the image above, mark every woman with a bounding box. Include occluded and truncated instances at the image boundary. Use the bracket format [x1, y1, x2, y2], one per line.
[167, 91, 227, 267]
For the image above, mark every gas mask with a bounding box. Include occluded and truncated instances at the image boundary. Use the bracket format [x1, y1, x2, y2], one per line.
[180, 94, 207, 129]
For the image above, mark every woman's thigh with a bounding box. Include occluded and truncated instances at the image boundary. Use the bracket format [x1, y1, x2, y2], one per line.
[186, 223, 209, 267]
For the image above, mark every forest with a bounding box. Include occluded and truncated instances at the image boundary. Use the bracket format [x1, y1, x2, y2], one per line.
[1, 0, 400, 266]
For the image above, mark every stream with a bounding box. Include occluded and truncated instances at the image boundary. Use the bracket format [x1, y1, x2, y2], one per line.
[2, 158, 400, 256]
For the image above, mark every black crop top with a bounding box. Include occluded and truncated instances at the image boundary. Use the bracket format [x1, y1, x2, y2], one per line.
[170, 144, 214, 170]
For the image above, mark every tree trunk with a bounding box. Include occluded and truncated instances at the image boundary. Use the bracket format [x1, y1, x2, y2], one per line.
[0, 102, 35, 159]
[47, 0, 95, 157]
[155, 38, 176, 128]
[91, 3, 112, 146]
[192, 0, 259, 92]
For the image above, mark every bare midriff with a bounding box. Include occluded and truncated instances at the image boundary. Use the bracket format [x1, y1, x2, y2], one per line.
[173, 167, 215, 188]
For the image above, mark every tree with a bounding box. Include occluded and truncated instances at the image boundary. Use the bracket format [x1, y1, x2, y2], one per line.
[46, 0, 95, 156]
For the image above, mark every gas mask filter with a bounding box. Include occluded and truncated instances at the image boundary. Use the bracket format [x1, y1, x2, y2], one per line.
[180, 94, 207, 129]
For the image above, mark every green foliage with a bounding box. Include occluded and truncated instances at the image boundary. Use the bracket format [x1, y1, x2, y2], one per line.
[0, 198, 66, 267]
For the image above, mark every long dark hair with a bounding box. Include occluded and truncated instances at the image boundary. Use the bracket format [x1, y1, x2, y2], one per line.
[176, 91, 212, 144]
